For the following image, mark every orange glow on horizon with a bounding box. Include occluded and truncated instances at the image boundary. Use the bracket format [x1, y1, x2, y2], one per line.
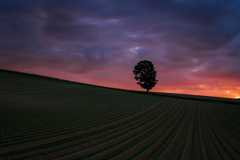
[1, 67, 239, 99]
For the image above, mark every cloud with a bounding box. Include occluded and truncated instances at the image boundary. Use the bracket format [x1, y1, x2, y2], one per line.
[0, 0, 239, 98]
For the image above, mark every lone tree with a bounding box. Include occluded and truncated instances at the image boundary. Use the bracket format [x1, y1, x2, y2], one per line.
[133, 60, 158, 94]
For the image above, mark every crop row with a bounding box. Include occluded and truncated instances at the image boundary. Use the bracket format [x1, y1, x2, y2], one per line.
[99, 101, 189, 160]
[150, 102, 192, 160]
[1, 98, 155, 139]
[0, 99, 175, 159]
[1, 92, 151, 129]
[206, 105, 240, 158]
[1, 96, 163, 147]
[5, 99, 184, 160]
[1, 98, 240, 160]
[65, 100, 188, 159]
[212, 103, 240, 137]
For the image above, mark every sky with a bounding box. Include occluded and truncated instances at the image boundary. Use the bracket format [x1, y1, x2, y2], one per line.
[0, 0, 240, 98]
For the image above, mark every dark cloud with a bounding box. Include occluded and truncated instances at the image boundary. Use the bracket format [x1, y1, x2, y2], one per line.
[190, 57, 240, 80]
[0, 0, 36, 14]
[0, 0, 240, 98]
[43, 22, 99, 43]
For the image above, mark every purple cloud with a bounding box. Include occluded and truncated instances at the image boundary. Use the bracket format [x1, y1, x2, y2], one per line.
[0, 0, 240, 98]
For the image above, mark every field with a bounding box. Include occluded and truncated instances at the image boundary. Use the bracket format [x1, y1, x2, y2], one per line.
[0, 69, 240, 160]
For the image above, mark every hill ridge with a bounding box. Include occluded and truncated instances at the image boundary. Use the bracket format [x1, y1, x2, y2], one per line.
[0, 68, 239, 104]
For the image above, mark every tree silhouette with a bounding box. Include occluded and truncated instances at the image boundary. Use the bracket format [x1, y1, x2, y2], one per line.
[133, 60, 158, 94]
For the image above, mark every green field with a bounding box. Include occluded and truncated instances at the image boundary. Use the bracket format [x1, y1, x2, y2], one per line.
[0, 69, 240, 160]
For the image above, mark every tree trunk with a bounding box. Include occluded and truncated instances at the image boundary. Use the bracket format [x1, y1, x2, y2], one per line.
[147, 88, 149, 94]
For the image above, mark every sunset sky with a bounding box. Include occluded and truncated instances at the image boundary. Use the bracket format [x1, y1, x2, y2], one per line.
[0, 0, 240, 98]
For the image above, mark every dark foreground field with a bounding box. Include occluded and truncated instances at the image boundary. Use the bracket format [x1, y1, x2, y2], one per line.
[0, 69, 240, 160]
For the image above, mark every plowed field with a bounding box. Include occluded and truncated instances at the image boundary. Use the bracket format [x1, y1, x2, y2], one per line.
[0, 70, 240, 160]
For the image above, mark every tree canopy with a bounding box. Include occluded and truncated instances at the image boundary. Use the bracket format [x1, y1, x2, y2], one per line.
[133, 60, 158, 93]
